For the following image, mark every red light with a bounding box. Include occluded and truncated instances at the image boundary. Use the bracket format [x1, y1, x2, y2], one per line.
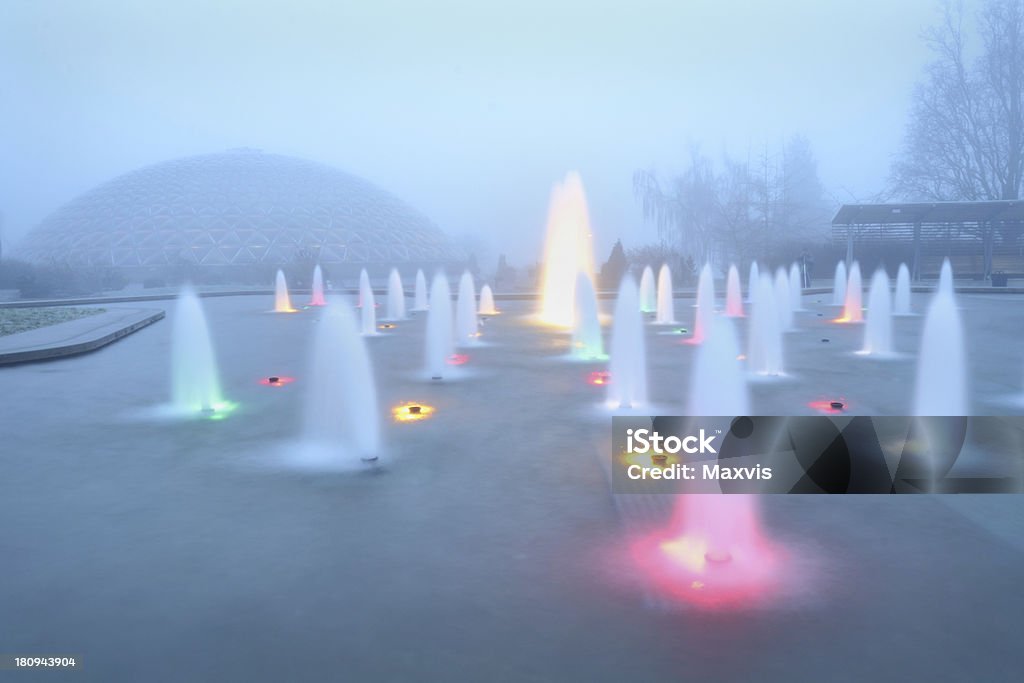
[807, 398, 848, 414]
[588, 371, 611, 386]
[259, 375, 296, 387]
[447, 354, 469, 366]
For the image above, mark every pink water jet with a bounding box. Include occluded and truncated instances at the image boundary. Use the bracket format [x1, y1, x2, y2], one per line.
[634, 316, 783, 608]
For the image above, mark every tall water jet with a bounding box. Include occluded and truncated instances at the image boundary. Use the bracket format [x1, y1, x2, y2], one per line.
[274, 270, 296, 312]
[636, 314, 775, 599]
[539, 172, 596, 326]
[171, 286, 226, 415]
[424, 272, 454, 379]
[455, 271, 479, 345]
[725, 264, 744, 317]
[938, 258, 954, 296]
[860, 269, 893, 355]
[358, 269, 377, 335]
[691, 264, 715, 343]
[655, 264, 675, 324]
[839, 262, 863, 322]
[309, 265, 326, 306]
[386, 268, 406, 321]
[914, 258, 965, 415]
[412, 269, 429, 311]
[689, 315, 749, 414]
[748, 274, 783, 376]
[894, 263, 912, 315]
[774, 268, 793, 331]
[832, 261, 847, 305]
[606, 275, 647, 409]
[788, 263, 803, 311]
[478, 284, 498, 315]
[639, 266, 657, 313]
[572, 272, 605, 360]
[746, 261, 760, 303]
[301, 300, 381, 465]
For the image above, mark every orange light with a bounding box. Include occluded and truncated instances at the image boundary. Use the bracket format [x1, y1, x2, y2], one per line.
[588, 371, 610, 386]
[391, 402, 436, 422]
[378, 323, 396, 329]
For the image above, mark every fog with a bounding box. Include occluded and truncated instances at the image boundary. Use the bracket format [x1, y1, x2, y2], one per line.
[0, 0, 955, 265]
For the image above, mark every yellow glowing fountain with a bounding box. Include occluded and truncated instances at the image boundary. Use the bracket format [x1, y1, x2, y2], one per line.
[538, 172, 596, 327]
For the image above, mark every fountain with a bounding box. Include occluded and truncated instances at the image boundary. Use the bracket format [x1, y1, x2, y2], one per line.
[386, 268, 406, 321]
[788, 263, 803, 312]
[631, 315, 777, 607]
[478, 284, 498, 316]
[894, 263, 912, 315]
[274, 269, 296, 312]
[539, 172, 596, 326]
[171, 285, 228, 416]
[774, 268, 793, 331]
[359, 269, 377, 335]
[832, 261, 847, 305]
[938, 259, 954, 296]
[860, 269, 894, 356]
[606, 275, 647, 409]
[299, 300, 381, 466]
[747, 274, 783, 376]
[691, 264, 715, 344]
[746, 261, 759, 303]
[309, 265, 326, 306]
[412, 269, 429, 311]
[725, 264, 744, 317]
[639, 266, 657, 313]
[838, 262, 863, 322]
[572, 272, 605, 360]
[689, 315, 749, 414]
[424, 272, 455, 380]
[655, 264, 675, 324]
[914, 258, 966, 415]
[455, 271, 480, 345]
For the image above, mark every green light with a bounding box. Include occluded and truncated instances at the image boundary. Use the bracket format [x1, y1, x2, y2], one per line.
[197, 400, 238, 421]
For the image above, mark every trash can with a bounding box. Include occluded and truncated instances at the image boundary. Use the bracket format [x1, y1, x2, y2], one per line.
[991, 271, 1009, 287]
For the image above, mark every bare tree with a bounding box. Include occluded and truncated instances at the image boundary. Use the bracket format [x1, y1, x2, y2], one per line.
[892, 0, 1024, 274]
[633, 147, 718, 263]
[634, 138, 831, 271]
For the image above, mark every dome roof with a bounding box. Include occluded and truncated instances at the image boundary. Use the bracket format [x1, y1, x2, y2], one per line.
[17, 149, 461, 270]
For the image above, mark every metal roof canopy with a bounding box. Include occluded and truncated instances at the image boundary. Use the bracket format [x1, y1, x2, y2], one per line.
[833, 200, 1024, 225]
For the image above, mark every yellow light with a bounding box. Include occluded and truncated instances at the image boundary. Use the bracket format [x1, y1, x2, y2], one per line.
[391, 402, 436, 423]
[538, 172, 596, 326]
[660, 536, 708, 573]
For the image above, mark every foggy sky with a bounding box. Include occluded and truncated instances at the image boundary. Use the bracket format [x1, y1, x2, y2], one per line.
[0, 0, 961, 266]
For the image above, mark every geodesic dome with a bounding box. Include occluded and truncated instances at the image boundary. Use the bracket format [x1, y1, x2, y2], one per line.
[17, 149, 461, 272]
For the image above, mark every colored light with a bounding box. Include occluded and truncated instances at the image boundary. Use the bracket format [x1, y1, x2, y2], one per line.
[259, 375, 295, 387]
[588, 371, 611, 386]
[807, 398, 848, 414]
[630, 497, 783, 609]
[197, 400, 238, 420]
[391, 402, 436, 422]
[447, 354, 469, 366]
[379, 323, 396, 330]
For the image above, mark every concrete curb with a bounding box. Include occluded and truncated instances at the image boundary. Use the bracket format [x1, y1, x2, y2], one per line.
[1, 284, 1021, 310]
[0, 308, 165, 366]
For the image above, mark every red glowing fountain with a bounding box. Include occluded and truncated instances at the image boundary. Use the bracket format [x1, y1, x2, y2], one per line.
[632, 495, 783, 608]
